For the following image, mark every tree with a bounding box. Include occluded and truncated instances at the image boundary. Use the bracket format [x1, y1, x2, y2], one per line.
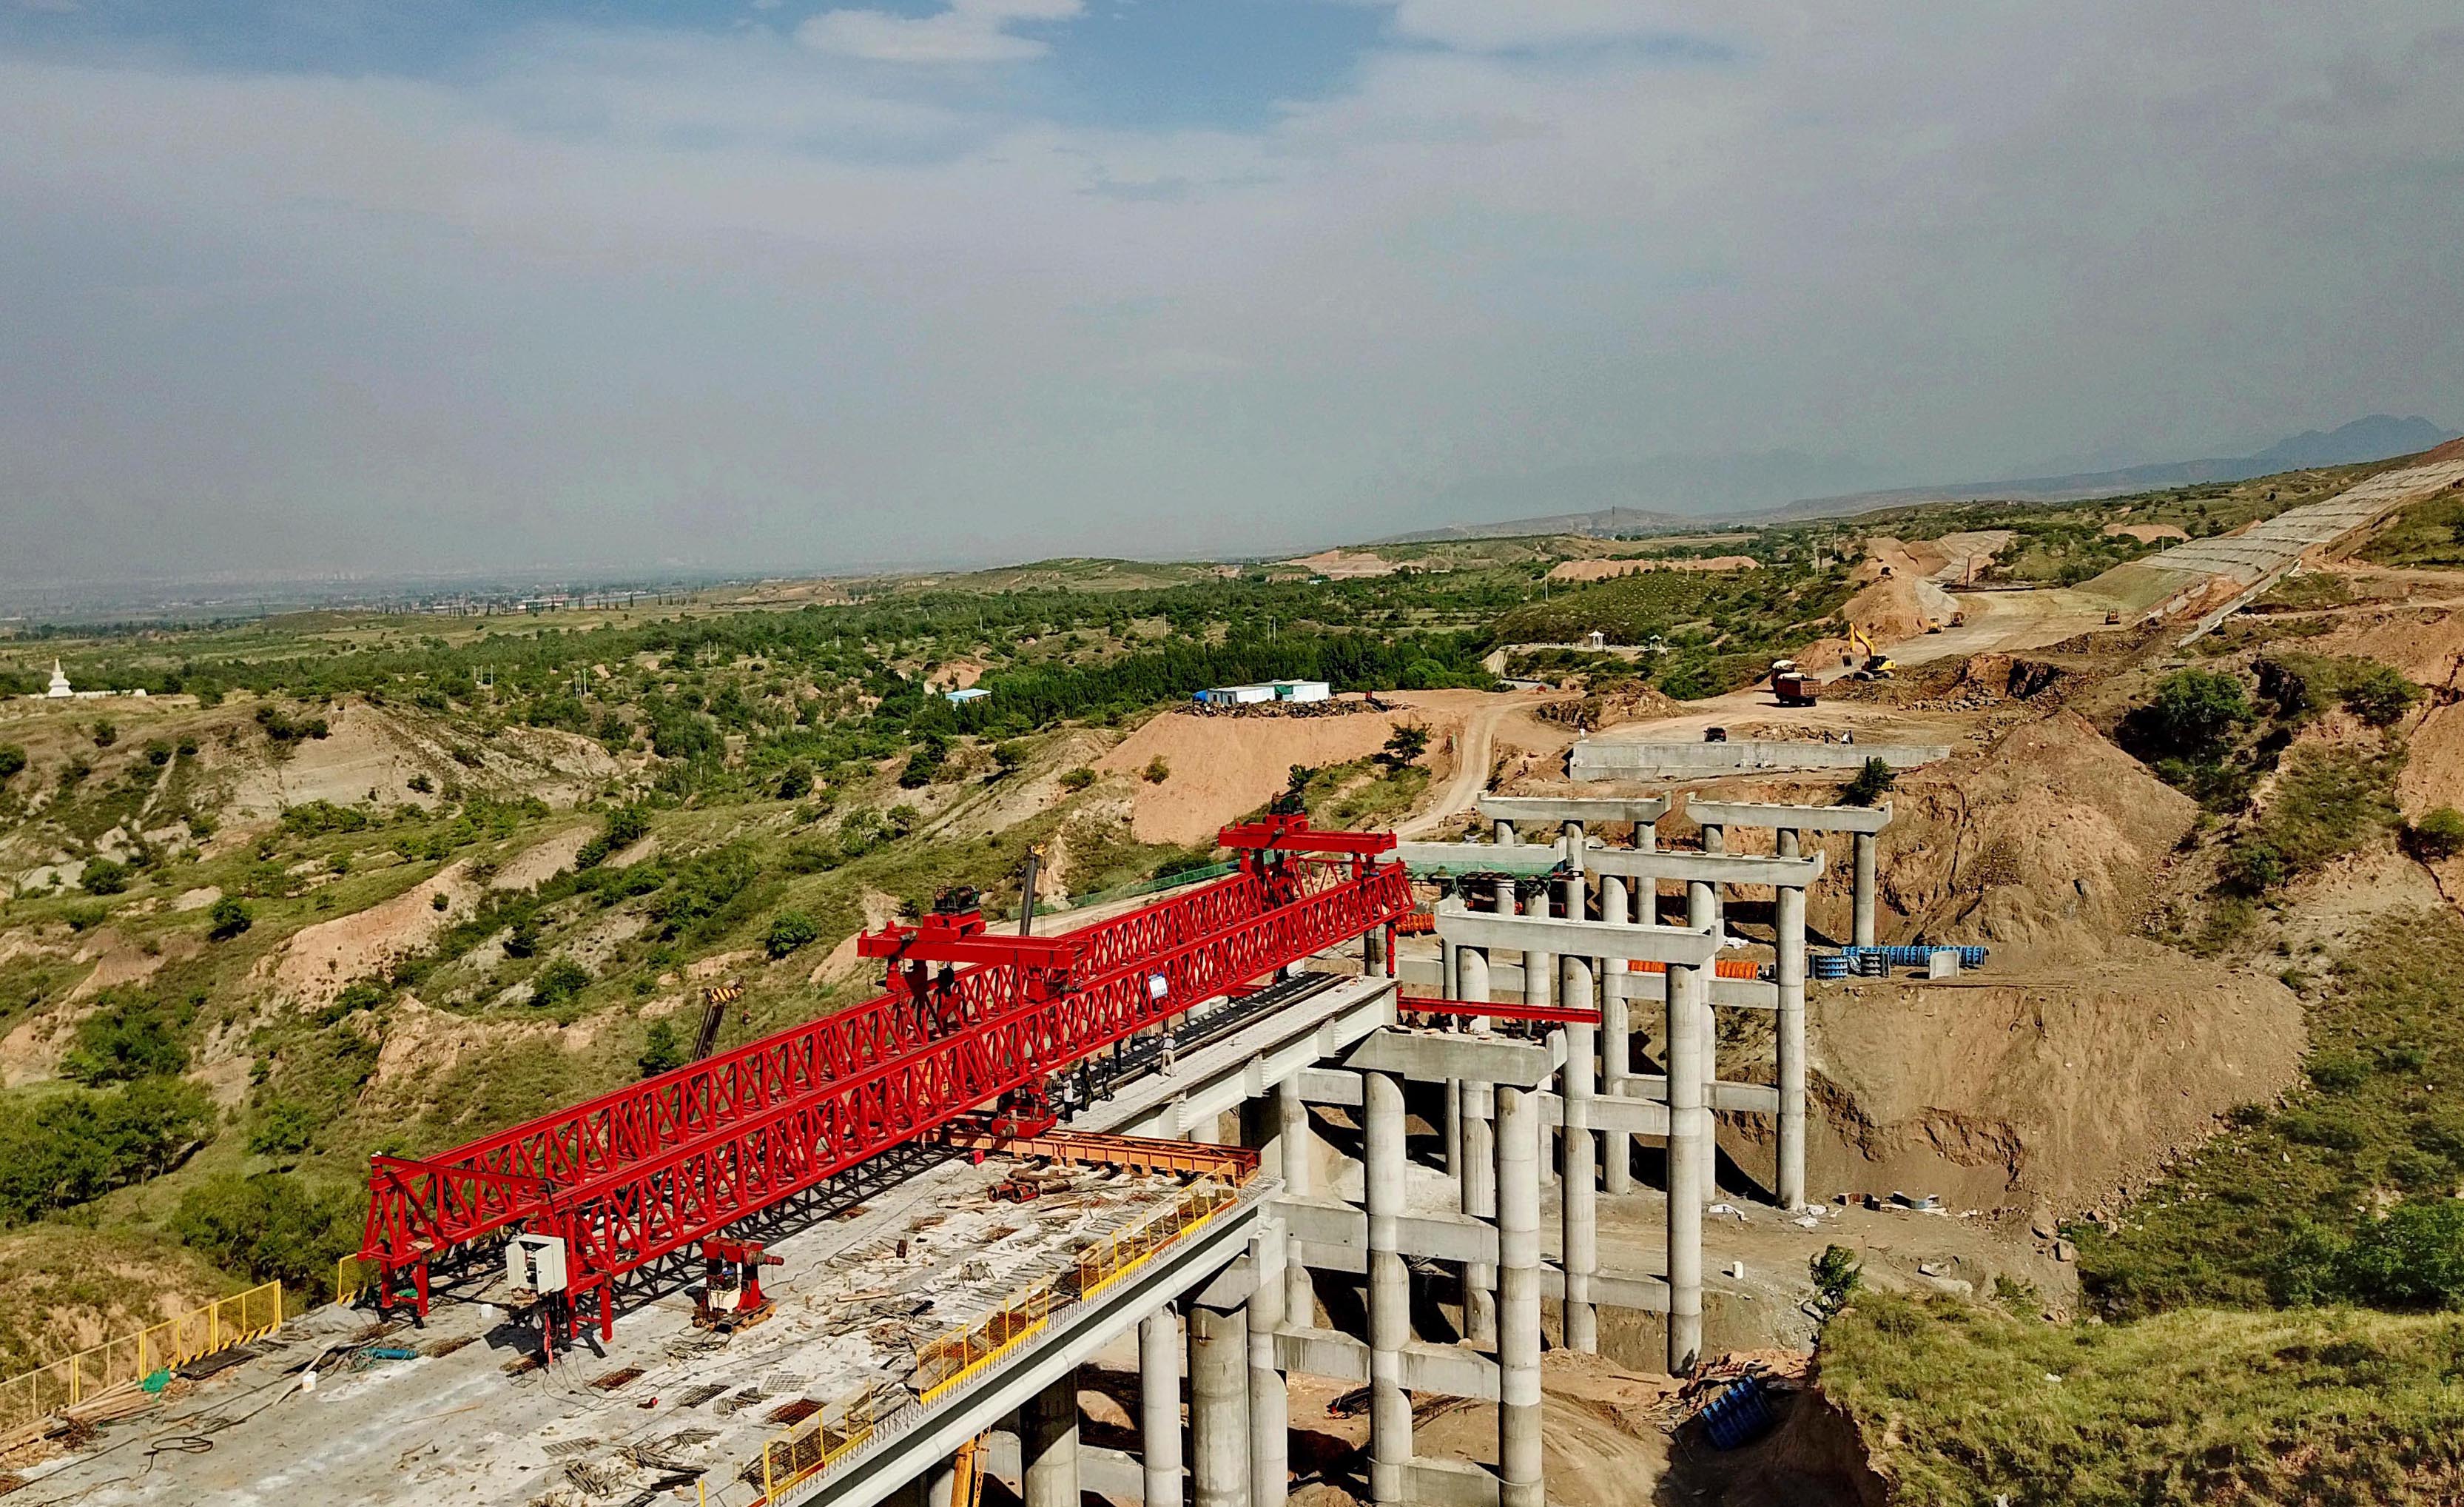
[1058, 767, 1096, 792]
[637, 1021, 686, 1078]
[61, 994, 189, 1084]
[80, 858, 132, 896]
[0, 743, 23, 782]
[775, 763, 814, 801]
[247, 1097, 319, 1156]
[1379, 723, 1431, 770]
[2124, 669, 2253, 762]
[170, 1172, 360, 1298]
[764, 911, 821, 959]
[503, 913, 542, 959]
[1841, 757, 1895, 808]
[90, 719, 117, 748]
[207, 896, 254, 939]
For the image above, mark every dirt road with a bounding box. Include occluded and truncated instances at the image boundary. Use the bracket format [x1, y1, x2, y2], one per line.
[1396, 699, 1518, 838]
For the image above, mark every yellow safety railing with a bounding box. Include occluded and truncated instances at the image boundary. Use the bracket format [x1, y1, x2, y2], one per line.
[760, 1392, 877, 1500]
[1076, 1178, 1237, 1301]
[335, 1255, 374, 1306]
[739, 1172, 1252, 1497]
[0, 1281, 283, 1440]
[913, 1284, 1055, 1407]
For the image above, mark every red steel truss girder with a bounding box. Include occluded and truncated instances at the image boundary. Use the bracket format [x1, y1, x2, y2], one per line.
[362, 857, 1409, 1285]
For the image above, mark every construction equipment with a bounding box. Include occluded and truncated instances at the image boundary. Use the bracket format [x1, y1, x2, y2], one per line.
[692, 1237, 782, 1333]
[1772, 670, 1817, 708]
[690, 978, 743, 1062]
[951, 1434, 987, 1507]
[1843, 625, 1896, 680]
[987, 1176, 1041, 1204]
[358, 813, 1409, 1351]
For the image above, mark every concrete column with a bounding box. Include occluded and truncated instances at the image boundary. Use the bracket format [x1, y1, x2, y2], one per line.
[1458, 947, 1497, 1347]
[1698, 822, 1726, 942]
[1141, 1305, 1184, 1507]
[1023, 1372, 1080, 1507]
[1777, 827, 1801, 859]
[1276, 1077, 1315, 1323]
[1248, 1227, 1289, 1507]
[1188, 1304, 1250, 1507]
[1363, 925, 1387, 974]
[1776, 882, 1808, 1212]
[1561, 970, 1598, 1354]
[1490, 877, 1521, 1013]
[1495, 819, 1517, 845]
[1636, 815, 1656, 852]
[1364, 1070, 1409, 1503]
[1853, 830, 1878, 947]
[1495, 1084, 1544, 1507]
[1598, 876, 1632, 1195]
[1521, 880, 1552, 1013]
[1438, 933, 1456, 1000]
[1666, 961, 1707, 1375]
[1686, 879, 1719, 1193]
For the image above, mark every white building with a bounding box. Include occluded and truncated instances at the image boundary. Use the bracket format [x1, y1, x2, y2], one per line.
[44, 661, 72, 699]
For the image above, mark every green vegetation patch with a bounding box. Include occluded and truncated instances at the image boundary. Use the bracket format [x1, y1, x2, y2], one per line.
[1822, 1289, 2464, 1507]
[2080, 909, 2464, 1317]
[2356, 482, 2464, 568]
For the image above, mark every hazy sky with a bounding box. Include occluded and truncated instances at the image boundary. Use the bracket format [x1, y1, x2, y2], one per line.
[1, 1, 2460, 586]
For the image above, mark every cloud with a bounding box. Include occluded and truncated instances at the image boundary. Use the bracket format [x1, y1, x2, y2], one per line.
[0, 2, 2458, 590]
[796, 0, 1082, 64]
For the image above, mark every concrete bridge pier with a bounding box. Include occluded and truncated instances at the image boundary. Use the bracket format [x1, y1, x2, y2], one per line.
[1853, 830, 1878, 946]
[1274, 1077, 1316, 1324]
[1776, 879, 1808, 1211]
[1188, 1302, 1249, 1507]
[1364, 1067, 1410, 1503]
[1021, 1372, 1080, 1507]
[1455, 947, 1498, 1349]
[1666, 957, 1709, 1374]
[1495, 1083, 1544, 1507]
[1597, 876, 1634, 1195]
[1561, 961, 1598, 1354]
[1247, 1226, 1290, 1507]
[1141, 1305, 1184, 1507]
[1684, 879, 1719, 1194]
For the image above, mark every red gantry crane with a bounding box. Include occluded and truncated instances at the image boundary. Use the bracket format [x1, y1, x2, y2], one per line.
[359, 813, 1407, 1348]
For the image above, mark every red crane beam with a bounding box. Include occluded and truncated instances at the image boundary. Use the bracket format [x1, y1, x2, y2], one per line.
[361, 821, 1409, 1332]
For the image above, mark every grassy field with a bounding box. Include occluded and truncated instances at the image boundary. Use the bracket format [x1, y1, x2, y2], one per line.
[1823, 1289, 2464, 1506]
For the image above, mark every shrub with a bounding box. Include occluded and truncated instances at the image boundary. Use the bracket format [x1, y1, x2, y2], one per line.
[2404, 806, 2464, 861]
[774, 764, 813, 802]
[207, 896, 254, 939]
[0, 744, 24, 782]
[90, 719, 116, 748]
[80, 859, 132, 896]
[406, 772, 434, 794]
[170, 1172, 359, 1298]
[2122, 669, 2253, 763]
[1142, 756, 1171, 785]
[0, 1078, 214, 1224]
[2340, 663, 2422, 728]
[2333, 1201, 2464, 1309]
[61, 994, 190, 1084]
[246, 1098, 320, 1156]
[1058, 767, 1096, 792]
[502, 914, 542, 959]
[637, 1021, 687, 1078]
[143, 740, 171, 767]
[530, 956, 590, 1006]
[764, 911, 820, 959]
[1840, 757, 1895, 807]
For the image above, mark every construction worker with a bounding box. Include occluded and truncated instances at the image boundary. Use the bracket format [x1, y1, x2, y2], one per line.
[1159, 1027, 1178, 1077]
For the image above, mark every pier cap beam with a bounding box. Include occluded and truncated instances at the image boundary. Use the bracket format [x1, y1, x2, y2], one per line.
[1579, 850, 1825, 887]
[1683, 799, 1891, 835]
[1433, 902, 1720, 969]
[1477, 794, 1670, 827]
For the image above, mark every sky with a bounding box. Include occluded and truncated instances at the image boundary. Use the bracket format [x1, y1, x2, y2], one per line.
[1, 1, 2460, 587]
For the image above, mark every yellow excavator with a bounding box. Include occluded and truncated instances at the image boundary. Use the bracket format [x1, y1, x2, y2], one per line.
[1845, 625, 1896, 681]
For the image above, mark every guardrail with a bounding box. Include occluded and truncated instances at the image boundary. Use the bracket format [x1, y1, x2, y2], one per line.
[761, 1393, 878, 1500]
[1077, 1179, 1239, 1302]
[750, 1169, 1256, 1501]
[914, 1286, 1055, 1406]
[0, 1281, 283, 1439]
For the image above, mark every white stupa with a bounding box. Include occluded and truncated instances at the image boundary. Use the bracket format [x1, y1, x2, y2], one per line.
[44, 660, 73, 699]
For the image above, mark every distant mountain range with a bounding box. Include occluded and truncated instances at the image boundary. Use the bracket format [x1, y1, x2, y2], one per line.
[1369, 415, 2457, 543]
